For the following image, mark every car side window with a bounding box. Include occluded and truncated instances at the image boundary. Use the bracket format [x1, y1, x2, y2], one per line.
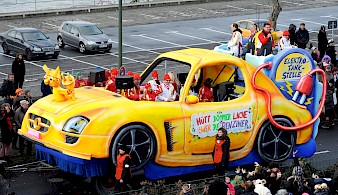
[196, 64, 246, 103]
[62, 24, 71, 33]
[15, 32, 23, 40]
[7, 31, 16, 38]
[70, 26, 79, 35]
[238, 22, 248, 29]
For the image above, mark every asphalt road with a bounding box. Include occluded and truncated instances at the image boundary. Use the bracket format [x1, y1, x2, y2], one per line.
[1, 0, 338, 194]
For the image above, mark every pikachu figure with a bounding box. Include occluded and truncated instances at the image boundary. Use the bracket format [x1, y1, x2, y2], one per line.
[43, 64, 75, 102]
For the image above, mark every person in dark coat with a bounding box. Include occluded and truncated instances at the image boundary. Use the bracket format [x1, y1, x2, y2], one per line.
[326, 39, 337, 67]
[296, 23, 309, 49]
[288, 24, 297, 45]
[11, 53, 25, 89]
[40, 80, 52, 97]
[0, 74, 16, 105]
[212, 127, 230, 176]
[0, 103, 14, 161]
[115, 144, 131, 192]
[247, 24, 257, 55]
[241, 181, 258, 195]
[318, 25, 328, 60]
[14, 100, 32, 155]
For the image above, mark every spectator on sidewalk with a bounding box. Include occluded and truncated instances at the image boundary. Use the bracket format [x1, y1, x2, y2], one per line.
[11, 53, 25, 89]
[318, 25, 328, 60]
[24, 89, 33, 105]
[0, 103, 14, 161]
[41, 79, 52, 97]
[289, 24, 297, 46]
[14, 100, 30, 155]
[12, 88, 26, 111]
[296, 23, 309, 49]
[0, 74, 16, 105]
[326, 39, 337, 67]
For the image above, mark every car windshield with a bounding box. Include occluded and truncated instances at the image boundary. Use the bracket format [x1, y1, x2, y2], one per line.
[22, 31, 48, 41]
[78, 25, 103, 35]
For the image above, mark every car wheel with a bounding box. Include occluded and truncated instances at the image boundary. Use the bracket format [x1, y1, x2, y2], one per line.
[111, 125, 155, 173]
[25, 49, 33, 61]
[57, 36, 65, 48]
[79, 42, 86, 53]
[2, 43, 10, 55]
[257, 118, 296, 162]
[104, 49, 111, 53]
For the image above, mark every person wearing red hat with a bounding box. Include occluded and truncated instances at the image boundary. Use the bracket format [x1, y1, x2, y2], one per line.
[126, 74, 141, 100]
[199, 78, 214, 102]
[156, 74, 176, 102]
[143, 83, 157, 101]
[105, 68, 119, 93]
[256, 22, 275, 56]
[127, 71, 134, 76]
[148, 70, 162, 96]
[279, 30, 291, 51]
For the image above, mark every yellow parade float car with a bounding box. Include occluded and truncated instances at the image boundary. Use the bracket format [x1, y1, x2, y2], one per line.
[19, 47, 325, 181]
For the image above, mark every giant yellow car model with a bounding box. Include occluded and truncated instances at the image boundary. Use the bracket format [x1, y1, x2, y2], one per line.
[19, 48, 323, 181]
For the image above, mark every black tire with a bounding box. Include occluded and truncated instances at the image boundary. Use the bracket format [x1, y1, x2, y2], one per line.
[79, 42, 86, 53]
[2, 43, 10, 55]
[257, 118, 296, 162]
[57, 36, 65, 48]
[104, 49, 111, 53]
[25, 49, 33, 61]
[52, 54, 59, 59]
[111, 125, 156, 173]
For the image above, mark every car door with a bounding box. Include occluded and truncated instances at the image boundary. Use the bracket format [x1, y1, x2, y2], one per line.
[69, 26, 80, 47]
[61, 23, 72, 46]
[182, 63, 257, 156]
[6, 30, 17, 51]
[14, 31, 26, 53]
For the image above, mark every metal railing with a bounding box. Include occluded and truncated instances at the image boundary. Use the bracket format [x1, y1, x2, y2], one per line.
[1, 0, 154, 14]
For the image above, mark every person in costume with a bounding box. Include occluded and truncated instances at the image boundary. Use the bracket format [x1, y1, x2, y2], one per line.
[156, 74, 177, 102]
[256, 22, 275, 56]
[143, 83, 157, 101]
[74, 72, 87, 88]
[168, 71, 180, 100]
[227, 23, 243, 57]
[212, 128, 230, 176]
[199, 78, 214, 102]
[148, 70, 162, 95]
[279, 30, 291, 51]
[105, 68, 118, 93]
[126, 74, 141, 100]
[115, 144, 132, 192]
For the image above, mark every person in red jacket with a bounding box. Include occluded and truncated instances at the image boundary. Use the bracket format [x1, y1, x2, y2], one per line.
[105, 68, 118, 93]
[115, 144, 131, 192]
[74, 72, 87, 88]
[199, 78, 214, 102]
[257, 22, 275, 56]
[212, 128, 230, 176]
[126, 74, 141, 100]
[143, 83, 157, 101]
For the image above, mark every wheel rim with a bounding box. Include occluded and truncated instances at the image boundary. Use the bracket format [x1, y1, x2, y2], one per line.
[79, 43, 85, 53]
[2, 43, 9, 54]
[112, 125, 155, 172]
[57, 37, 63, 46]
[257, 118, 295, 162]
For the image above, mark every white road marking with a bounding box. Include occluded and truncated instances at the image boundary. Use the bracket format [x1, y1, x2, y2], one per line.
[314, 150, 330, 155]
[169, 11, 191, 17]
[0, 72, 8, 76]
[199, 28, 232, 36]
[139, 13, 165, 20]
[131, 34, 188, 48]
[107, 53, 149, 65]
[42, 22, 59, 28]
[254, 3, 272, 8]
[0, 52, 43, 68]
[59, 54, 108, 70]
[198, 8, 224, 14]
[107, 16, 132, 22]
[8, 25, 17, 28]
[25, 78, 39, 82]
[110, 40, 161, 54]
[281, 0, 304, 6]
[319, 0, 330, 3]
[165, 31, 222, 44]
[320, 15, 338, 20]
[0, 63, 12, 67]
[226, 5, 253, 11]
[291, 18, 326, 26]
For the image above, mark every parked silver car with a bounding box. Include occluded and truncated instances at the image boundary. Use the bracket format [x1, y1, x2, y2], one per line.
[57, 21, 113, 53]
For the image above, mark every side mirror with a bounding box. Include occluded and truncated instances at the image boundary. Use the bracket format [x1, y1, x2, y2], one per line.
[75, 33, 79, 37]
[185, 95, 199, 104]
[46, 36, 50, 39]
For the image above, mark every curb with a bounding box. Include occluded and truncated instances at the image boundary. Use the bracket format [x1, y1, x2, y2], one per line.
[0, 0, 229, 20]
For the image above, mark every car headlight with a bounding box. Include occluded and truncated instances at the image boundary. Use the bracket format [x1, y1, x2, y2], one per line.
[33, 47, 42, 52]
[63, 116, 89, 134]
[55, 45, 59, 50]
[108, 39, 113, 43]
[87, 41, 95, 45]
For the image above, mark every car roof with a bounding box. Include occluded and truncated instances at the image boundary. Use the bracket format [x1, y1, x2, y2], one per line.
[9, 28, 41, 32]
[62, 21, 96, 26]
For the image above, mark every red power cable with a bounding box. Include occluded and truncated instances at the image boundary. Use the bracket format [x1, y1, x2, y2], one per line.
[251, 62, 327, 130]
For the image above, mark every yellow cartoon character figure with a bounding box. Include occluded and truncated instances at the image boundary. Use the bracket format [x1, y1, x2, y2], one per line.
[42, 65, 75, 102]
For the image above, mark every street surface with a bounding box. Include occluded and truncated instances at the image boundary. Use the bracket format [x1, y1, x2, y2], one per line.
[0, 0, 338, 194]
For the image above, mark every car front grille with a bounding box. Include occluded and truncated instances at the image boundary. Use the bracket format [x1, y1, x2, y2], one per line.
[28, 113, 51, 133]
[42, 47, 54, 51]
[96, 41, 107, 44]
[164, 122, 174, 152]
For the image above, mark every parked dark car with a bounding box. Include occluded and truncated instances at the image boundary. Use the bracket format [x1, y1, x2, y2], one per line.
[57, 21, 113, 53]
[0, 28, 60, 61]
